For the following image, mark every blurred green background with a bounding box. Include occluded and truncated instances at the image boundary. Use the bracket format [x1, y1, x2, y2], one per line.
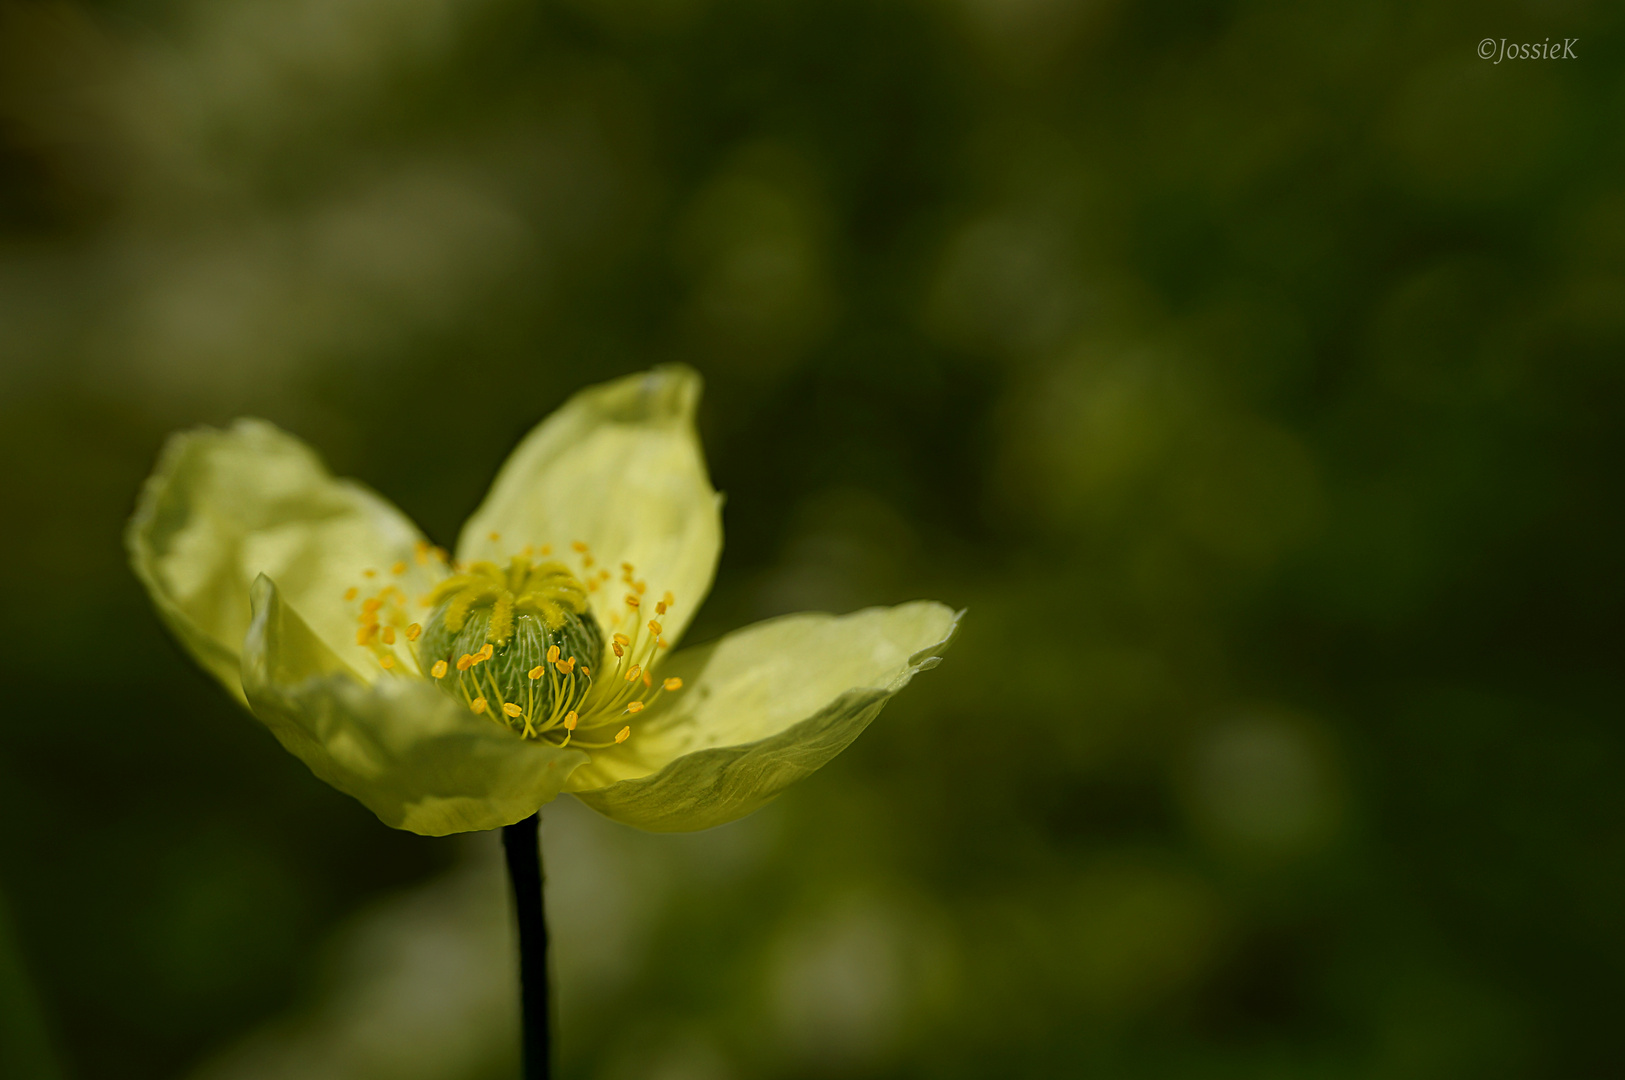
[2, 0, 1622, 1077]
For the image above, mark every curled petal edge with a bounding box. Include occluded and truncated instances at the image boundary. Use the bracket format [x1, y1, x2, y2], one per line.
[244, 575, 589, 836]
[572, 603, 963, 832]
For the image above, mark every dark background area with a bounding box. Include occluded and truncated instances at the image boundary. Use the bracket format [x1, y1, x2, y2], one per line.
[1, 0, 1622, 1077]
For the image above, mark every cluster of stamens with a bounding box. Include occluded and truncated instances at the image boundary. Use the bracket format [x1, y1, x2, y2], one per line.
[343, 536, 680, 750]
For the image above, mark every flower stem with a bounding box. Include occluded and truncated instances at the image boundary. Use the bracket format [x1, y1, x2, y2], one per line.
[501, 812, 552, 1080]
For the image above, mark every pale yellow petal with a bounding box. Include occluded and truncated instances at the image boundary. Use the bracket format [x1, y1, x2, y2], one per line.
[244, 575, 589, 836]
[127, 419, 441, 701]
[568, 602, 961, 831]
[455, 366, 721, 652]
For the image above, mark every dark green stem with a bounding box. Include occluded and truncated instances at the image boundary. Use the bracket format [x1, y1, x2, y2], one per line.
[501, 813, 551, 1080]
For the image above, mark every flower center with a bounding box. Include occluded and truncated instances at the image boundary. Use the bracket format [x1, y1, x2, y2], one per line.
[345, 540, 682, 748]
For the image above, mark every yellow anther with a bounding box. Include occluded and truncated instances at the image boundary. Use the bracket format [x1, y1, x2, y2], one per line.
[381, 626, 396, 645]
[528, 665, 544, 680]
[502, 702, 523, 718]
[582, 666, 591, 677]
[362, 597, 383, 614]
[615, 725, 632, 742]
[648, 620, 662, 635]
[431, 660, 448, 678]
[363, 569, 377, 578]
[479, 643, 494, 660]
[414, 540, 430, 565]
[657, 638, 669, 649]
[626, 594, 640, 609]
[613, 633, 630, 647]
[626, 701, 644, 714]
[457, 653, 475, 671]
[391, 561, 407, 576]
[488, 532, 502, 542]
[664, 677, 683, 691]
[655, 601, 667, 615]
[582, 555, 595, 569]
[625, 664, 641, 682]
[555, 657, 576, 675]
[431, 546, 448, 563]
[406, 623, 422, 641]
[662, 591, 675, 607]
[634, 580, 647, 595]
[471, 697, 487, 714]
[539, 545, 552, 556]
[547, 644, 560, 663]
[621, 562, 634, 573]
[344, 586, 359, 602]
[642, 670, 653, 688]
[599, 569, 611, 581]
[613, 643, 624, 657]
[380, 655, 396, 669]
[356, 625, 376, 646]
[563, 711, 578, 731]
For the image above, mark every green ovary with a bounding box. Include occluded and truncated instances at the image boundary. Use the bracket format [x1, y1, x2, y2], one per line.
[417, 558, 603, 725]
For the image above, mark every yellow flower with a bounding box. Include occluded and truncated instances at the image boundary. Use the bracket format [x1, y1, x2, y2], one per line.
[127, 367, 959, 836]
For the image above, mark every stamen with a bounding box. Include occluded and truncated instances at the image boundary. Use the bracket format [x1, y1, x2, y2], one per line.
[626, 594, 640, 609]
[431, 660, 449, 678]
[344, 587, 359, 601]
[357, 625, 376, 646]
[489, 532, 502, 542]
[664, 677, 683, 691]
[391, 561, 407, 576]
[626, 701, 644, 714]
[406, 623, 422, 641]
[642, 670, 653, 688]
[613, 643, 624, 657]
[381, 626, 396, 645]
[662, 591, 675, 607]
[564, 711, 578, 730]
[613, 634, 630, 647]
[656, 601, 667, 615]
[625, 664, 641, 682]
[457, 653, 475, 671]
[380, 655, 396, 669]
[529, 665, 545, 680]
[539, 545, 552, 556]
[502, 702, 523, 718]
[572, 541, 588, 553]
[362, 597, 383, 614]
[415, 540, 430, 565]
[471, 697, 488, 714]
[615, 725, 632, 742]
[547, 645, 560, 663]
[648, 620, 662, 635]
